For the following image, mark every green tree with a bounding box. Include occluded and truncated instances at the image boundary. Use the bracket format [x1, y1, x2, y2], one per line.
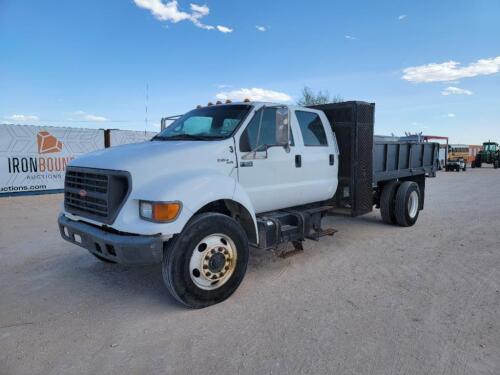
[297, 86, 343, 106]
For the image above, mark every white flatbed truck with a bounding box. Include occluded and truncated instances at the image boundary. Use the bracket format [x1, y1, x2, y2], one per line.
[58, 101, 438, 308]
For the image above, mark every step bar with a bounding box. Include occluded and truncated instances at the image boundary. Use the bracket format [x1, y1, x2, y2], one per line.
[255, 205, 337, 250]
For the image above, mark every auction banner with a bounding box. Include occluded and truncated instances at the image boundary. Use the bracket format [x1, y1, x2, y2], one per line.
[109, 129, 157, 146]
[0, 124, 104, 195]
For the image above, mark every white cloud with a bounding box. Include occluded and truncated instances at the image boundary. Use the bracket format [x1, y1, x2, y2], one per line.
[84, 114, 108, 122]
[398, 14, 407, 20]
[216, 25, 233, 33]
[447, 113, 456, 118]
[133, 0, 232, 33]
[74, 110, 108, 122]
[9, 114, 39, 123]
[216, 88, 292, 102]
[190, 3, 209, 16]
[133, 0, 191, 22]
[402, 56, 500, 83]
[256, 25, 266, 32]
[441, 86, 473, 96]
[344, 35, 357, 40]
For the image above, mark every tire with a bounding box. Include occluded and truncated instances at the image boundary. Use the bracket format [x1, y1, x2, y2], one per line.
[471, 161, 476, 168]
[380, 180, 400, 225]
[91, 252, 117, 264]
[476, 160, 482, 168]
[494, 161, 499, 169]
[394, 181, 421, 227]
[162, 212, 249, 308]
[463, 165, 467, 171]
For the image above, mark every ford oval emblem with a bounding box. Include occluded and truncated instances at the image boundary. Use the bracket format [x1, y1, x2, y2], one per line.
[79, 189, 87, 198]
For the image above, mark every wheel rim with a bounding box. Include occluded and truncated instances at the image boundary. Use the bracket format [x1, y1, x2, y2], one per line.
[408, 190, 419, 218]
[189, 233, 237, 291]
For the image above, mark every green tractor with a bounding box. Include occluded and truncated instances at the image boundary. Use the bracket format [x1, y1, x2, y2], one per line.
[472, 142, 500, 169]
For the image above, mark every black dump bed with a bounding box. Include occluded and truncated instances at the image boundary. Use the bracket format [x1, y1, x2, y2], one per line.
[309, 101, 439, 217]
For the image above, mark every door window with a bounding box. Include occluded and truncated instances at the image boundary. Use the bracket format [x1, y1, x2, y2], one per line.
[295, 111, 328, 146]
[240, 108, 277, 152]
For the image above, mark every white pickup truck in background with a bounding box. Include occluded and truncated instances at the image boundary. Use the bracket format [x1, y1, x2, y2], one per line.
[58, 100, 438, 308]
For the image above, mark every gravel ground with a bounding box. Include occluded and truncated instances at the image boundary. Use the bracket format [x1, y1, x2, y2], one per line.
[1, 168, 499, 375]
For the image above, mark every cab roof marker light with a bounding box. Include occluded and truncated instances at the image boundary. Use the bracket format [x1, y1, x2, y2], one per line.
[225, 100, 232, 104]
[216, 100, 222, 105]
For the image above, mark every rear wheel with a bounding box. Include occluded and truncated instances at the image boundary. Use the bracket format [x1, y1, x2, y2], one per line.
[380, 180, 400, 225]
[394, 181, 421, 227]
[494, 161, 499, 169]
[162, 213, 249, 308]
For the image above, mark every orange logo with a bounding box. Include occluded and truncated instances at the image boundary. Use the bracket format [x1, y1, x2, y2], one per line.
[37, 131, 63, 154]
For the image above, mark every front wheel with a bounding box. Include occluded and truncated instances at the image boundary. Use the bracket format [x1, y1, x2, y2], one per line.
[394, 181, 421, 227]
[162, 213, 249, 308]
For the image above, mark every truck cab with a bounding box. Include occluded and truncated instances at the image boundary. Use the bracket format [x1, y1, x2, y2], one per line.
[59, 102, 339, 307]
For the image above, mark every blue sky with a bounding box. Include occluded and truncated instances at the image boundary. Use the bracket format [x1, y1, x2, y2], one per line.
[1, 0, 499, 144]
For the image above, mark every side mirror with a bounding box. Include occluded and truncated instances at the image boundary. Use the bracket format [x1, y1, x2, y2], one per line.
[275, 107, 290, 148]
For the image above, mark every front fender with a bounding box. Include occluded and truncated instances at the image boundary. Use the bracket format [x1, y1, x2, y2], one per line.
[111, 169, 258, 242]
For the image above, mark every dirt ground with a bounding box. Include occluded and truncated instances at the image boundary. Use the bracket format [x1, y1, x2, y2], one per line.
[1, 168, 499, 375]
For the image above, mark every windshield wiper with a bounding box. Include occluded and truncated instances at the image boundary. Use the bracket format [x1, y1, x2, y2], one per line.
[153, 134, 221, 141]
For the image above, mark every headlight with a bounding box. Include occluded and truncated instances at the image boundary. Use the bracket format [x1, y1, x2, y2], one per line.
[139, 201, 182, 222]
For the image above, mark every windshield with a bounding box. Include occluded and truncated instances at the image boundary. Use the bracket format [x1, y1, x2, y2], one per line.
[154, 104, 252, 141]
[484, 144, 498, 152]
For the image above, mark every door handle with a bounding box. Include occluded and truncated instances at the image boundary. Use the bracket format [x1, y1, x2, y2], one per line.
[295, 155, 302, 168]
[329, 154, 335, 166]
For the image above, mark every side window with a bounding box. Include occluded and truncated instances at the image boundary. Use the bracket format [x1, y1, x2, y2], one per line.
[240, 108, 294, 152]
[239, 108, 276, 152]
[295, 111, 328, 146]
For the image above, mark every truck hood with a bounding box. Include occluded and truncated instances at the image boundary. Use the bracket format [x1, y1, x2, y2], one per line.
[69, 139, 236, 178]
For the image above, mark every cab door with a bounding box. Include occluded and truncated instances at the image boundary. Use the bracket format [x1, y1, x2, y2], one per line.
[291, 109, 338, 202]
[235, 106, 300, 213]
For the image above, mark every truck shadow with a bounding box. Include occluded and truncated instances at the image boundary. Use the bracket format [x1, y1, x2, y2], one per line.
[56, 252, 184, 311]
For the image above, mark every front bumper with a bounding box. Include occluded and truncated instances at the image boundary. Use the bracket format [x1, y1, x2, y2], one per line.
[58, 214, 167, 265]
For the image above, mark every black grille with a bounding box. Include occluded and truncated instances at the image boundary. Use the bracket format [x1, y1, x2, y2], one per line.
[64, 167, 131, 224]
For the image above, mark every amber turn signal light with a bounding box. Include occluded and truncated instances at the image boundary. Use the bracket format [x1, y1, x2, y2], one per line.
[139, 201, 181, 222]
